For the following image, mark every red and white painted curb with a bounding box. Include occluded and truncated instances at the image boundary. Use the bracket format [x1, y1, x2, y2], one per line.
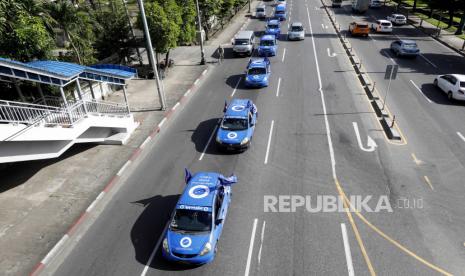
[30, 67, 209, 276]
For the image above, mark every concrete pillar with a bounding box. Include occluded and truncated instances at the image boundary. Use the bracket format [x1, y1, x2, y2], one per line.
[122, 85, 131, 113]
[59, 86, 73, 124]
[37, 84, 47, 106]
[75, 79, 87, 113]
[14, 81, 26, 102]
[88, 81, 96, 100]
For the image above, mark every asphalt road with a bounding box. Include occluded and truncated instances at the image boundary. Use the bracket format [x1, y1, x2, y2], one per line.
[44, 0, 465, 275]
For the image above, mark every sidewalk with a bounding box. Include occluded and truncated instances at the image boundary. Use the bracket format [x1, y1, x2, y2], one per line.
[0, 3, 254, 275]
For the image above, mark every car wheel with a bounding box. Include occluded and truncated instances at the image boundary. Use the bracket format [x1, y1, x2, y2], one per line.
[395, 50, 400, 57]
[448, 91, 453, 101]
[433, 79, 438, 87]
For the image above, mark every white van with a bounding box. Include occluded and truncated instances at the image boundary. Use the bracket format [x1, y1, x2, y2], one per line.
[232, 31, 255, 56]
[370, 0, 382, 8]
[255, 3, 266, 18]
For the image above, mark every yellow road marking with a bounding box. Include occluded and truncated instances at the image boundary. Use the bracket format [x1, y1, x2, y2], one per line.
[336, 179, 377, 276]
[411, 153, 423, 166]
[335, 179, 452, 275]
[424, 176, 434, 191]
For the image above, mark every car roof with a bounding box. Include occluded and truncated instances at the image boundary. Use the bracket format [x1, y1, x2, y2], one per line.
[392, 13, 405, 17]
[261, 35, 275, 40]
[378, 19, 391, 23]
[355, 21, 368, 25]
[450, 74, 465, 81]
[235, 30, 254, 39]
[225, 98, 253, 117]
[247, 58, 268, 69]
[268, 19, 280, 24]
[276, 4, 285, 10]
[177, 172, 219, 209]
[291, 22, 303, 27]
[399, 39, 416, 44]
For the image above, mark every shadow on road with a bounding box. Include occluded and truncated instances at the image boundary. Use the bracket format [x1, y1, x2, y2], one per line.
[130, 194, 202, 271]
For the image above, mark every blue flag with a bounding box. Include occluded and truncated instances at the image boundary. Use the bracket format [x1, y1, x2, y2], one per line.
[184, 168, 192, 184]
[218, 174, 238, 186]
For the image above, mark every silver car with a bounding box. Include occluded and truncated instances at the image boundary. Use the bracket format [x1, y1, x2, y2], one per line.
[288, 22, 305, 40]
[390, 40, 420, 57]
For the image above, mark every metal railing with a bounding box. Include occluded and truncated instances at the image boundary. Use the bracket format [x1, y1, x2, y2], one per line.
[85, 100, 129, 115]
[33, 96, 73, 108]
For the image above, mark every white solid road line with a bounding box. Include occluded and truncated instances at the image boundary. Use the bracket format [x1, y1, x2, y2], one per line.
[231, 77, 242, 97]
[141, 222, 170, 276]
[419, 54, 438, 68]
[257, 220, 266, 265]
[264, 120, 275, 164]
[244, 218, 258, 276]
[341, 223, 355, 276]
[457, 132, 465, 142]
[409, 80, 432, 103]
[282, 48, 286, 62]
[199, 123, 219, 161]
[276, 77, 282, 97]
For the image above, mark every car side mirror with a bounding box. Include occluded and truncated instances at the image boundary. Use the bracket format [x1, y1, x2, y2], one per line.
[215, 218, 223, 225]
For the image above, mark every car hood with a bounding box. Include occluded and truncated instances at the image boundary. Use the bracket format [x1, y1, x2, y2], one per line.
[167, 230, 210, 254]
[259, 45, 275, 51]
[217, 127, 249, 143]
[266, 28, 279, 33]
[289, 31, 304, 35]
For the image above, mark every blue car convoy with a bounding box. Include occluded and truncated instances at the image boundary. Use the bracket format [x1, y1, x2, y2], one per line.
[162, 171, 237, 264]
[216, 99, 258, 150]
[258, 35, 278, 56]
[266, 19, 281, 37]
[245, 58, 271, 87]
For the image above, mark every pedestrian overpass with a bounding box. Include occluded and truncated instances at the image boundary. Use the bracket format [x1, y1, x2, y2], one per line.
[0, 57, 139, 163]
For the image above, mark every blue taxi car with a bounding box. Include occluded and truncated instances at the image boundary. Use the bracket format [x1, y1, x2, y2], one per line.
[245, 57, 271, 87]
[258, 35, 278, 57]
[216, 99, 258, 151]
[265, 19, 281, 37]
[274, 4, 286, 21]
[162, 170, 237, 265]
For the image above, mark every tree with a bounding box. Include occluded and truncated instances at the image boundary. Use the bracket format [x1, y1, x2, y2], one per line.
[0, 0, 54, 61]
[177, 0, 197, 45]
[94, 0, 133, 63]
[198, 0, 222, 40]
[44, 0, 96, 64]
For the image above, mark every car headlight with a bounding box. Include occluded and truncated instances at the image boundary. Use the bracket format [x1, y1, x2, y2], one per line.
[263, 76, 268, 81]
[162, 238, 169, 252]
[240, 137, 250, 145]
[200, 242, 212, 256]
[216, 136, 222, 143]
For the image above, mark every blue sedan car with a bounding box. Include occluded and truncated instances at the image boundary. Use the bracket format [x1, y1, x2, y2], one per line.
[266, 19, 281, 37]
[274, 4, 286, 21]
[390, 40, 420, 58]
[216, 99, 258, 151]
[245, 57, 271, 87]
[162, 170, 237, 265]
[258, 35, 278, 57]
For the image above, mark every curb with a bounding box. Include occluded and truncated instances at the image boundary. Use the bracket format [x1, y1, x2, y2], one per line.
[29, 67, 210, 276]
[321, 0, 402, 141]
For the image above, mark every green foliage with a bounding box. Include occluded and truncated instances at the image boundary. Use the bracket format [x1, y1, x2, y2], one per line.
[176, 0, 197, 45]
[198, 0, 222, 35]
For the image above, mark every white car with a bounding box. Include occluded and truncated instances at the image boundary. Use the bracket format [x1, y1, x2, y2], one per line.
[387, 14, 407, 25]
[434, 74, 465, 101]
[288, 22, 305, 40]
[371, 20, 393, 33]
[276, 0, 286, 6]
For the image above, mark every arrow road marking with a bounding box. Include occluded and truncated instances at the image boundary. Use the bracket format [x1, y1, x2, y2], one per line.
[353, 122, 377, 152]
[327, 48, 337, 57]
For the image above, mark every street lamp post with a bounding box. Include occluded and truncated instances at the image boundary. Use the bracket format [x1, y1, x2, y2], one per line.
[136, 0, 167, 110]
[195, 0, 206, 65]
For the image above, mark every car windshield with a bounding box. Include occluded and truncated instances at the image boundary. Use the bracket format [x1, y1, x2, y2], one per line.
[221, 117, 248, 130]
[248, 67, 267, 75]
[291, 26, 303, 31]
[396, 15, 406, 19]
[260, 40, 275, 46]
[357, 24, 368, 28]
[235, 39, 249, 45]
[276, 11, 285, 14]
[403, 43, 417, 49]
[171, 209, 212, 232]
[268, 24, 279, 29]
[256, 8, 265, 12]
[381, 22, 391, 26]
[460, 82, 465, 88]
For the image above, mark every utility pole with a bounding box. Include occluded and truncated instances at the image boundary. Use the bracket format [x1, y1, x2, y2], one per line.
[122, 0, 143, 66]
[195, 0, 206, 65]
[136, 0, 167, 110]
